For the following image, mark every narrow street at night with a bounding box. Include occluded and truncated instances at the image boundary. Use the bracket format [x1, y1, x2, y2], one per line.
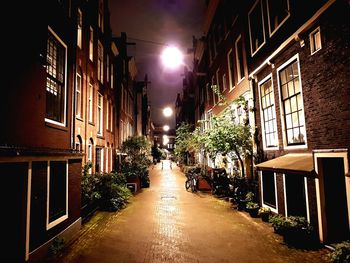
[54, 162, 329, 263]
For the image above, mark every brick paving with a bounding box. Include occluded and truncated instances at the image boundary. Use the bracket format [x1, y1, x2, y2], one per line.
[54, 161, 330, 263]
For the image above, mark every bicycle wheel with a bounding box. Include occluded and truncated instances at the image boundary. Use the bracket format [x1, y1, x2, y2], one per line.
[191, 178, 197, 192]
[185, 179, 191, 191]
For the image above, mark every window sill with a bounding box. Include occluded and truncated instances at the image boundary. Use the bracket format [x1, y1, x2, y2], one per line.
[88, 121, 95, 126]
[76, 116, 84, 122]
[45, 120, 68, 132]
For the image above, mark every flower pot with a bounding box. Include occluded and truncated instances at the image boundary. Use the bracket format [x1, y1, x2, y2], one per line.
[282, 228, 319, 249]
[237, 199, 247, 211]
[247, 207, 259, 218]
[260, 212, 270, 222]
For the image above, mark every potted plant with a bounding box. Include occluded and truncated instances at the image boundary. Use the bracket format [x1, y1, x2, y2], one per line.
[246, 201, 259, 217]
[327, 240, 350, 263]
[270, 215, 318, 248]
[258, 207, 271, 222]
[269, 214, 286, 235]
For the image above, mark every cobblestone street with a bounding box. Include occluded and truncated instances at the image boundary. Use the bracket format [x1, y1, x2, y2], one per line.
[55, 162, 330, 263]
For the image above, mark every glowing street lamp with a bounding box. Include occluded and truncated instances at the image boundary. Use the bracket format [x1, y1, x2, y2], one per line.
[161, 46, 183, 69]
[163, 125, 170, 131]
[163, 107, 173, 117]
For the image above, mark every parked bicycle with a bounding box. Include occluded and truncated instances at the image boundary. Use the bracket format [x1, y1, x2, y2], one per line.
[185, 167, 201, 192]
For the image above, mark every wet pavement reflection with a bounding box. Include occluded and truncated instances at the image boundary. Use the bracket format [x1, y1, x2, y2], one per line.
[55, 162, 329, 263]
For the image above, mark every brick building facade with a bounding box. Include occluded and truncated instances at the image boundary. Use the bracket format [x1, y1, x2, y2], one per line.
[193, 0, 350, 244]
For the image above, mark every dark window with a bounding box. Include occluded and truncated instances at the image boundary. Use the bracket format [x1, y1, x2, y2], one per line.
[46, 30, 66, 124]
[267, 0, 289, 34]
[285, 173, 307, 217]
[49, 161, 67, 223]
[249, 0, 265, 54]
[235, 36, 245, 81]
[96, 147, 103, 173]
[262, 170, 276, 208]
[228, 50, 235, 88]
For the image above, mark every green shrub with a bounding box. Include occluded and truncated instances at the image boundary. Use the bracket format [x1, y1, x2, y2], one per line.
[97, 173, 132, 211]
[258, 207, 271, 214]
[81, 168, 101, 206]
[246, 201, 259, 209]
[328, 241, 350, 263]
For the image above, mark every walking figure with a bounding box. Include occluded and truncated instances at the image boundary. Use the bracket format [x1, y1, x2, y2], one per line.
[161, 160, 163, 170]
[170, 161, 172, 169]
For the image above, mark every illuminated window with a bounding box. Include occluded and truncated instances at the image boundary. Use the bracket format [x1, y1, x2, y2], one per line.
[279, 59, 306, 146]
[248, 0, 266, 55]
[310, 27, 322, 54]
[46, 27, 67, 126]
[259, 77, 278, 148]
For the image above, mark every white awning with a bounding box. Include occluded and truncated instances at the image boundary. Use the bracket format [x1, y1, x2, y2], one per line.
[255, 153, 314, 174]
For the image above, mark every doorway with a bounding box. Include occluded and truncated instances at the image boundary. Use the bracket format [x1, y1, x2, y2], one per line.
[317, 157, 349, 243]
[0, 162, 28, 262]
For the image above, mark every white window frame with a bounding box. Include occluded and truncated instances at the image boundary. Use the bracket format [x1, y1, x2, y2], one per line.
[235, 35, 245, 83]
[222, 73, 227, 92]
[96, 147, 104, 173]
[110, 106, 113, 132]
[106, 55, 110, 83]
[88, 140, 93, 162]
[76, 73, 82, 118]
[98, 41, 104, 83]
[88, 82, 93, 122]
[106, 100, 109, 130]
[309, 26, 322, 55]
[248, 0, 266, 57]
[97, 93, 103, 136]
[313, 150, 349, 243]
[266, 0, 290, 37]
[260, 170, 278, 213]
[211, 75, 216, 105]
[216, 68, 220, 100]
[258, 74, 279, 150]
[227, 49, 235, 91]
[120, 120, 124, 143]
[46, 160, 68, 230]
[77, 8, 82, 49]
[111, 63, 114, 89]
[282, 173, 310, 221]
[105, 146, 109, 172]
[277, 53, 308, 150]
[45, 26, 68, 127]
[89, 26, 94, 61]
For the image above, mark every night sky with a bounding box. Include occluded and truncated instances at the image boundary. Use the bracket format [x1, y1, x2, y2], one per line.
[109, 0, 206, 128]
